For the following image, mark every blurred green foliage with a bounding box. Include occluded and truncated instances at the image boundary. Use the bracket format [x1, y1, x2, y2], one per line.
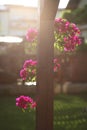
[62, 4, 87, 25]
[76, 41, 87, 52]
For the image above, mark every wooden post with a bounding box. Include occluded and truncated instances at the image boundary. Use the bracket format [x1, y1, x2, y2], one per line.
[36, 1, 59, 130]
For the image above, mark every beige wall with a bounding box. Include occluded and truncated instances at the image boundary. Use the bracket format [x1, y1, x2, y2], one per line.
[9, 5, 38, 36]
[0, 5, 38, 36]
[0, 10, 9, 35]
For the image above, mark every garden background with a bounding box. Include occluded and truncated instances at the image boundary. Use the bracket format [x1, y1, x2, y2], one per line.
[0, 0, 87, 130]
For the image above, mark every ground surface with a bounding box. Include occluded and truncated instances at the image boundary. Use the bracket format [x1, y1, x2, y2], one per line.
[0, 94, 87, 130]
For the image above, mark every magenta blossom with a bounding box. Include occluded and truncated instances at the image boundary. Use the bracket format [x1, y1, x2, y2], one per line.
[16, 95, 32, 109]
[20, 68, 28, 80]
[54, 18, 81, 51]
[31, 102, 37, 109]
[54, 58, 60, 72]
[23, 59, 37, 68]
[31, 60, 37, 66]
[64, 35, 81, 51]
[21, 58, 61, 82]
[26, 28, 38, 42]
[23, 59, 33, 68]
[16, 95, 36, 110]
[20, 59, 37, 82]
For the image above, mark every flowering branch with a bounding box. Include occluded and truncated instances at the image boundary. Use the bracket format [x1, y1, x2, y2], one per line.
[16, 18, 81, 112]
[54, 18, 81, 51]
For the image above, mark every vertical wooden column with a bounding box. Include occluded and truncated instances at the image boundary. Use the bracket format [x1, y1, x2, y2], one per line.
[36, 1, 59, 130]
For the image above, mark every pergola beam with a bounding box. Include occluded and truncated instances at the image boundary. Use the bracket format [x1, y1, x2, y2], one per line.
[36, 1, 59, 130]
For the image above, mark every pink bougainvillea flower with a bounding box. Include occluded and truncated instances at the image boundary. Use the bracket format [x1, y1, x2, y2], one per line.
[32, 69, 36, 74]
[31, 60, 37, 66]
[54, 66, 58, 72]
[26, 28, 38, 42]
[54, 58, 60, 72]
[31, 102, 37, 109]
[55, 18, 62, 23]
[23, 59, 37, 68]
[53, 58, 58, 63]
[16, 95, 31, 109]
[20, 68, 28, 80]
[65, 21, 70, 28]
[16, 95, 36, 110]
[23, 59, 33, 68]
[20, 59, 37, 82]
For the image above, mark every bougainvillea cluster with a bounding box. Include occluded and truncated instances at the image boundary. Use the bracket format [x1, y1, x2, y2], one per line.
[20, 58, 60, 82]
[26, 28, 38, 42]
[20, 59, 37, 82]
[54, 18, 81, 51]
[16, 95, 36, 111]
[25, 18, 81, 52]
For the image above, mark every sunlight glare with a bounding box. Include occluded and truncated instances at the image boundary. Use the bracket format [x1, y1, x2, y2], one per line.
[0, 36, 23, 43]
[58, 0, 70, 9]
[0, 0, 38, 7]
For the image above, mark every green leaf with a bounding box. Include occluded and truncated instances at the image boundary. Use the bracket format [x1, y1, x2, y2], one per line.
[22, 108, 25, 112]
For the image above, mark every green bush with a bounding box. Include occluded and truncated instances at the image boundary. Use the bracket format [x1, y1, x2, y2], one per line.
[62, 5, 87, 25]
